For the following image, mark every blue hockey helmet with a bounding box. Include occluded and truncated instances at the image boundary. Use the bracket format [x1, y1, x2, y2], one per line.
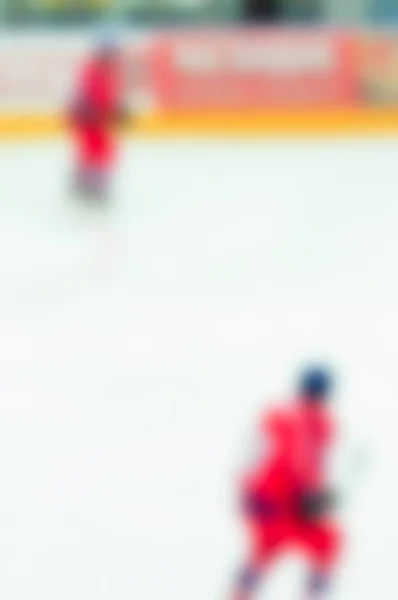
[97, 37, 119, 57]
[299, 365, 333, 400]
[94, 25, 121, 58]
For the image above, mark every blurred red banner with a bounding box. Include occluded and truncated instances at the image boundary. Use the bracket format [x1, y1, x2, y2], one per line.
[150, 30, 357, 110]
[2, 30, 398, 113]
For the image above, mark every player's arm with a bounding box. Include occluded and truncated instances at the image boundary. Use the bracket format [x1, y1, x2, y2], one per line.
[298, 423, 372, 519]
[298, 489, 338, 521]
[295, 418, 339, 521]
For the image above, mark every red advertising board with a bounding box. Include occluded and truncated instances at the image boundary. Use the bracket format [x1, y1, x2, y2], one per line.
[150, 29, 357, 110]
[2, 29, 398, 114]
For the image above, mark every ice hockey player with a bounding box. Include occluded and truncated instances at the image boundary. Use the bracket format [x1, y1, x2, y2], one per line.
[231, 366, 342, 600]
[68, 37, 129, 200]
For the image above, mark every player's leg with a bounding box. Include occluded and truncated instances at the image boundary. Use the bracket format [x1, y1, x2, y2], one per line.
[232, 545, 271, 600]
[233, 558, 263, 600]
[83, 164, 111, 199]
[299, 520, 342, 600]
[72, 160, 112, 200]
[71, 139, 90, 196]
[88, 136, 116, 200]
[72, 164, 90, 195]
[71, 128, 114, 200]
[303, 570, 331, 600]
[230, 520, 283, 600]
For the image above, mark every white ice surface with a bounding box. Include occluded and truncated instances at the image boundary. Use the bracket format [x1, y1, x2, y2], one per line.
[0, 138, 396, 599]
